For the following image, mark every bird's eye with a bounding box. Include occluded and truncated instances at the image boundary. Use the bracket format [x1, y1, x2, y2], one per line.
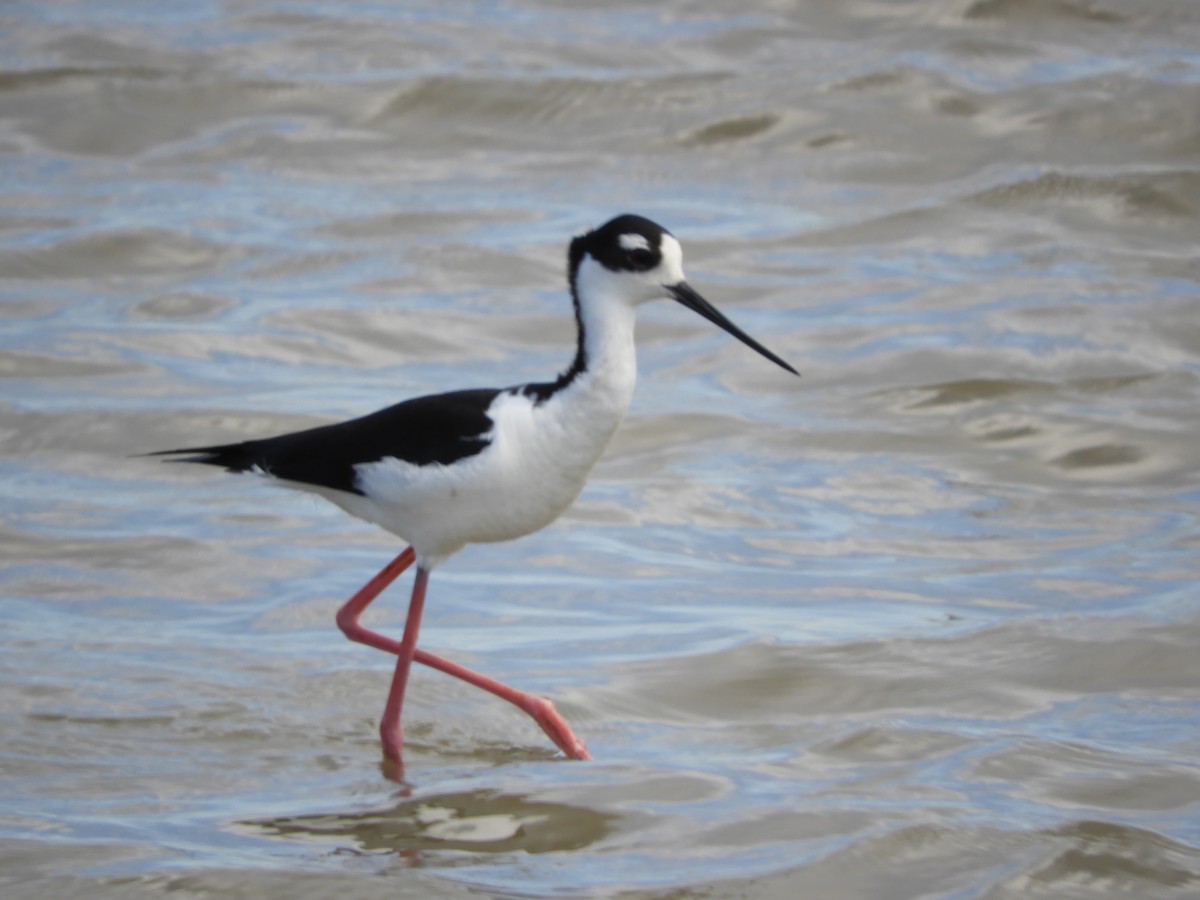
[626, 248, 655, 270]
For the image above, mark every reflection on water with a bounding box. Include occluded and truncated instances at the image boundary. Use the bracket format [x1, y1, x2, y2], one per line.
[246, 789, 615, 856]
[2, 0, 1200, 897]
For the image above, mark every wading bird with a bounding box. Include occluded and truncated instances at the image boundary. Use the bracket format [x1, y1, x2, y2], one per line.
[153, 214, 797, 770]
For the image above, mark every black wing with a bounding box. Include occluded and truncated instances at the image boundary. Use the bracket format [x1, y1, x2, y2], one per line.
[150, 388, 501, 495]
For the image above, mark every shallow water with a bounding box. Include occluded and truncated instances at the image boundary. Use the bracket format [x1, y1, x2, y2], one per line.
[3, 1, 1200, 897]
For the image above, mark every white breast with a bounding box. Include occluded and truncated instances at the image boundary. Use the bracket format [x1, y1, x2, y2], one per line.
[338, 359, 634, 566]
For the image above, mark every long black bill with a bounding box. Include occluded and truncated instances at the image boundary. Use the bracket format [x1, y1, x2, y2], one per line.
[668, 282, 799, 376]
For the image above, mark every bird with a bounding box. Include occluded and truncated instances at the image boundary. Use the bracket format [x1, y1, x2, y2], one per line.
[152, 214, 797, 771]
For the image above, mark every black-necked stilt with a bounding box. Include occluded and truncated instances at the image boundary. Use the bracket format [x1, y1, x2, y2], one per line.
[153, 214, 796, 770]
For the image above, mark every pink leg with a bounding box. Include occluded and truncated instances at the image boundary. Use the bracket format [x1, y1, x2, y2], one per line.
[414, 648, 590, 761]
[377, 566, 428, 762]
[335, 548, 591, 761]
[334, 545, 416, 652]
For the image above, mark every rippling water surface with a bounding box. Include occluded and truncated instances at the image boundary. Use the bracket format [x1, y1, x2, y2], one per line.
[3, 1, 1200, 897]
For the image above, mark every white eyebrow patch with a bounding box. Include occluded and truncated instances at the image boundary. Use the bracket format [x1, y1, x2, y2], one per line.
[618, 232, 651, 252]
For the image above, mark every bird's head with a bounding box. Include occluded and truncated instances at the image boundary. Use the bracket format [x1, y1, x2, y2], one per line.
[568, 214, 798, 375]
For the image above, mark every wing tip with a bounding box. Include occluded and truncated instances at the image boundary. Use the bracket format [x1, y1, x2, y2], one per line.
[137, 444, 254, 471]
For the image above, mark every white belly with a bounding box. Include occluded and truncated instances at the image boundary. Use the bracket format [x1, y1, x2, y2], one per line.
[330, 375, 632, 567]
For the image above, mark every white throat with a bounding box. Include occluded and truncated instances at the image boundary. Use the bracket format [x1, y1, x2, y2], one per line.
[572, 255, 639, 406]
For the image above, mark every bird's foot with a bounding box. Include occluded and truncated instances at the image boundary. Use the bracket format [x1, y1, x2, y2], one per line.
[525, 695, 591, 761]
